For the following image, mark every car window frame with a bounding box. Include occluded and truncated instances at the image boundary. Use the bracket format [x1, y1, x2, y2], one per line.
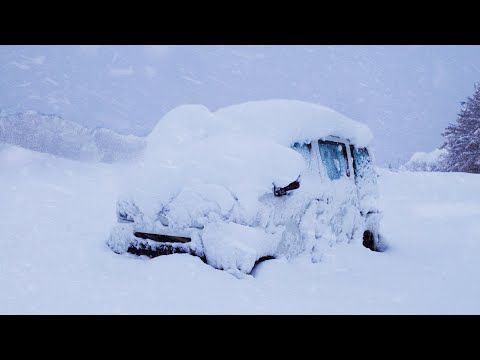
[349, 144, 370, 181]
[317, 137, 354, 181]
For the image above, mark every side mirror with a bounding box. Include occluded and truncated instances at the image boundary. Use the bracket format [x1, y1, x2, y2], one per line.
[273, 179, 300, 197]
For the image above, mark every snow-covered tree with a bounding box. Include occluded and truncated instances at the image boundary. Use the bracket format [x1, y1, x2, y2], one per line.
[402, 148, 447, 172]
[441, 82, 480, 173]
[0, 111, 146, 162]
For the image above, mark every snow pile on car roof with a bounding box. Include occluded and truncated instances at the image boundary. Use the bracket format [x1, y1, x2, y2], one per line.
[148, 99, 373, 149]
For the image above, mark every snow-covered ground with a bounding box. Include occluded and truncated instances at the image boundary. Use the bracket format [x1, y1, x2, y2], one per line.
[1, 144, 480, 314]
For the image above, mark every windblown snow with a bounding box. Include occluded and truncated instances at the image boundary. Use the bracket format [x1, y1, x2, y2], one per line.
[1, 143, 480, 314]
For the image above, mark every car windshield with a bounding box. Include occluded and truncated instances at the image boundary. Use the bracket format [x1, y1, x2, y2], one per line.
[318, 140, 349, 180]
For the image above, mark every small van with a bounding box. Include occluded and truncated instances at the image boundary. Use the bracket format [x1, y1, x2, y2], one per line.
[107, 100, 383, 275]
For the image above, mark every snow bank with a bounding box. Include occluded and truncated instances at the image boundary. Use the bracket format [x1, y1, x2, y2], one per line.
[402, 148, 447, 172]
[202, 222, 280, 276]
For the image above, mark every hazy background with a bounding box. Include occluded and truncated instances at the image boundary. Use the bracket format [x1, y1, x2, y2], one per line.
[1, 45, 479, 165]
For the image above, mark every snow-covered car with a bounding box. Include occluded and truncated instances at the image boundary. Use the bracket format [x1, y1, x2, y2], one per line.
[107, 100, 383, 275]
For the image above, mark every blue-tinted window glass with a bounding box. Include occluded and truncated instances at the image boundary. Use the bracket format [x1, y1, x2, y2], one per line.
[318, 141, 348, 180]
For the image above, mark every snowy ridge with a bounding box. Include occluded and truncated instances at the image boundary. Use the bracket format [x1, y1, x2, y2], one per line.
[0, 111, 146, 163]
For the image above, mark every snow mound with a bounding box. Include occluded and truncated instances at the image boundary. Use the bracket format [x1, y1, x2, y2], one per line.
[403, 148, 447, 172]
[202, 222, 280, 276]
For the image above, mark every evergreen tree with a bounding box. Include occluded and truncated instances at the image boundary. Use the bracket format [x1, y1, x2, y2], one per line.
[441, 82, 480, 173]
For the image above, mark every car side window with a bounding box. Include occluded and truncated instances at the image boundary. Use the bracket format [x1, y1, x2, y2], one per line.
[318, 140, 350, 180]
[350, 146, 370, 179]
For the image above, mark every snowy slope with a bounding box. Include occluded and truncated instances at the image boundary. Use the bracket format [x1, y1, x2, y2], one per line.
[1, 144, 480, 314]
[0, 111, 145, 163]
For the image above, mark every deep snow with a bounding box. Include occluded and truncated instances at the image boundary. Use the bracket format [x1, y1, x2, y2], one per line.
[1, 144, 480, 314]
